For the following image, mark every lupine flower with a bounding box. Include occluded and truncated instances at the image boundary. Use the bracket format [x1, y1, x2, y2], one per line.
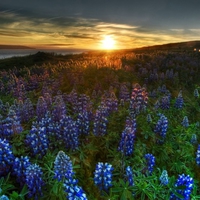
[191, 134, 197, 144]
[36, 96, 47, 121]
[118, 118, 136, 156]
[63, 175, 88, 200]
[119, 83, 130, 102]
[94, 162, 114, 191]
[174, 90, 184, 109]
[160, 96, 170, 110]
[159, 170, 169, 185]
[12, 156, 31, 187]
[182, 116, 189, 128]
[154, 114, 168, 139]
[125, 166, 134, 186]
[76, 110, 90, 135]
[54, 151, 73, 181]
[170, 174, 193, 200]
[0, 109, 23, 139]
[59, 116, 79, 150]
[52, 95, 66, 122]
[146, 114, 152, 123]
[25, 125, 49, 158]
[0, 195, 9, 200]
[129, 83, 148, 117]
[194, 89, 199, 98]
[0, 138, 14, 176]
[144, 153, 155, 175]
[93, 106, 108, 136]
[196, 145, 200, 166]
[25, 163, 44, 200]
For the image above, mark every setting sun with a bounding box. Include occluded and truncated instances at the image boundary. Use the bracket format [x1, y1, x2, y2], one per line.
[101, 35, 116, 50]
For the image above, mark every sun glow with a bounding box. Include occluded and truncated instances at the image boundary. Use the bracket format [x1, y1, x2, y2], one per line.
[101, 35, 116, 50]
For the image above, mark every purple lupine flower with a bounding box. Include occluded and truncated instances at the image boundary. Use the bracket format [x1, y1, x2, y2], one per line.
[22, 98, 35, 122]
[36, 96, 47, 121]
[125, 166, 134, 186]
[0, 195, 9, 200]
[154, 114, 168, 139]
[118, 117, 136, 156]
[76, 110, 90, 135]
[146, 114, 152, 123]
[25, 164, 44, 200]
[54, 151, 73, 181]
[94, 162, 114, 191]
[144, 153, 155, 175]
[196, 145, 200, 166]
[194, 89, 199, 98]
[93, 106, 108, 136]
[160, 96, 170, 110]
[60, 116, 79, 150]
[52, 95, 66, 122]
[12, 156, 31, 187]
[119, 83, 130, 102]
[129, 83, 148, 116]
[174, 90, 184, 109]
[159, 170, 169, 185]
[170, 174, 193, 200]
[191, 134, 197, 144]
[182, 116, 189, 128]
[63, 175, 88, 200]
[0, 138, 14, 176]
[25, 125, 49, 158]
[1, 109, 23, 139]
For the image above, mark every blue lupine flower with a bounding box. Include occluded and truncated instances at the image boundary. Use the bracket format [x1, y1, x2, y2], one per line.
[63, 175, 88, 200]
[154, 114, 168, 139]
[118, 118, 136, 156]
[182, 116, 189, 128]
[25, 163, 44, 200]
[36, 96, 47, 121]
[94, 162, 114, 191]
[191, 134, 197, 144]
[159, 170, 169, 185]
[160, 96, 170, 110]
[93, 106, 108, 136]
[0, 195, 9, 200]
[196, 145, 200, 166]
[54, 151, 73, 181]
[174, 90, 184, 109]
[125, 166, 134, 186]
[25, 125, 49, 158]
[0, 138, 14, 176]
[52, 95, 67, 122]
[129, 84, 148, 116]
[12, 156, 31, 187]
[170, 174, 193, 200]
[119, 83, 130, 102]
[194, 89, 199, 98]
[146, 114, 152, 123]
[144, 153, 155, 175]
[76, 110, 90, 135]
[59, 116, 79, 150]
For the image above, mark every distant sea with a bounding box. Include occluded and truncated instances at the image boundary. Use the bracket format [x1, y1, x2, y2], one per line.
[0, 49, 85, 59]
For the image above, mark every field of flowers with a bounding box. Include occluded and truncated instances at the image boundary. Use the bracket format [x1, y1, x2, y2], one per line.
[0, 50, 200, 199]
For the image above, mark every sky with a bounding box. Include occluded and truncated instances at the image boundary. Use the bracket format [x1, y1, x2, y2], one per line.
[0, 0, 200, 50]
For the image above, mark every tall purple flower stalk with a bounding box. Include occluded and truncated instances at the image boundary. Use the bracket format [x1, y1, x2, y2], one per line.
[25, 124, 49, 158]
[118, 118, 136, 156]
[154, 114, 168, 140]
[25, 163, 44, 200]
[144, 153, 155, 175]
[0, 138, 14, 176]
